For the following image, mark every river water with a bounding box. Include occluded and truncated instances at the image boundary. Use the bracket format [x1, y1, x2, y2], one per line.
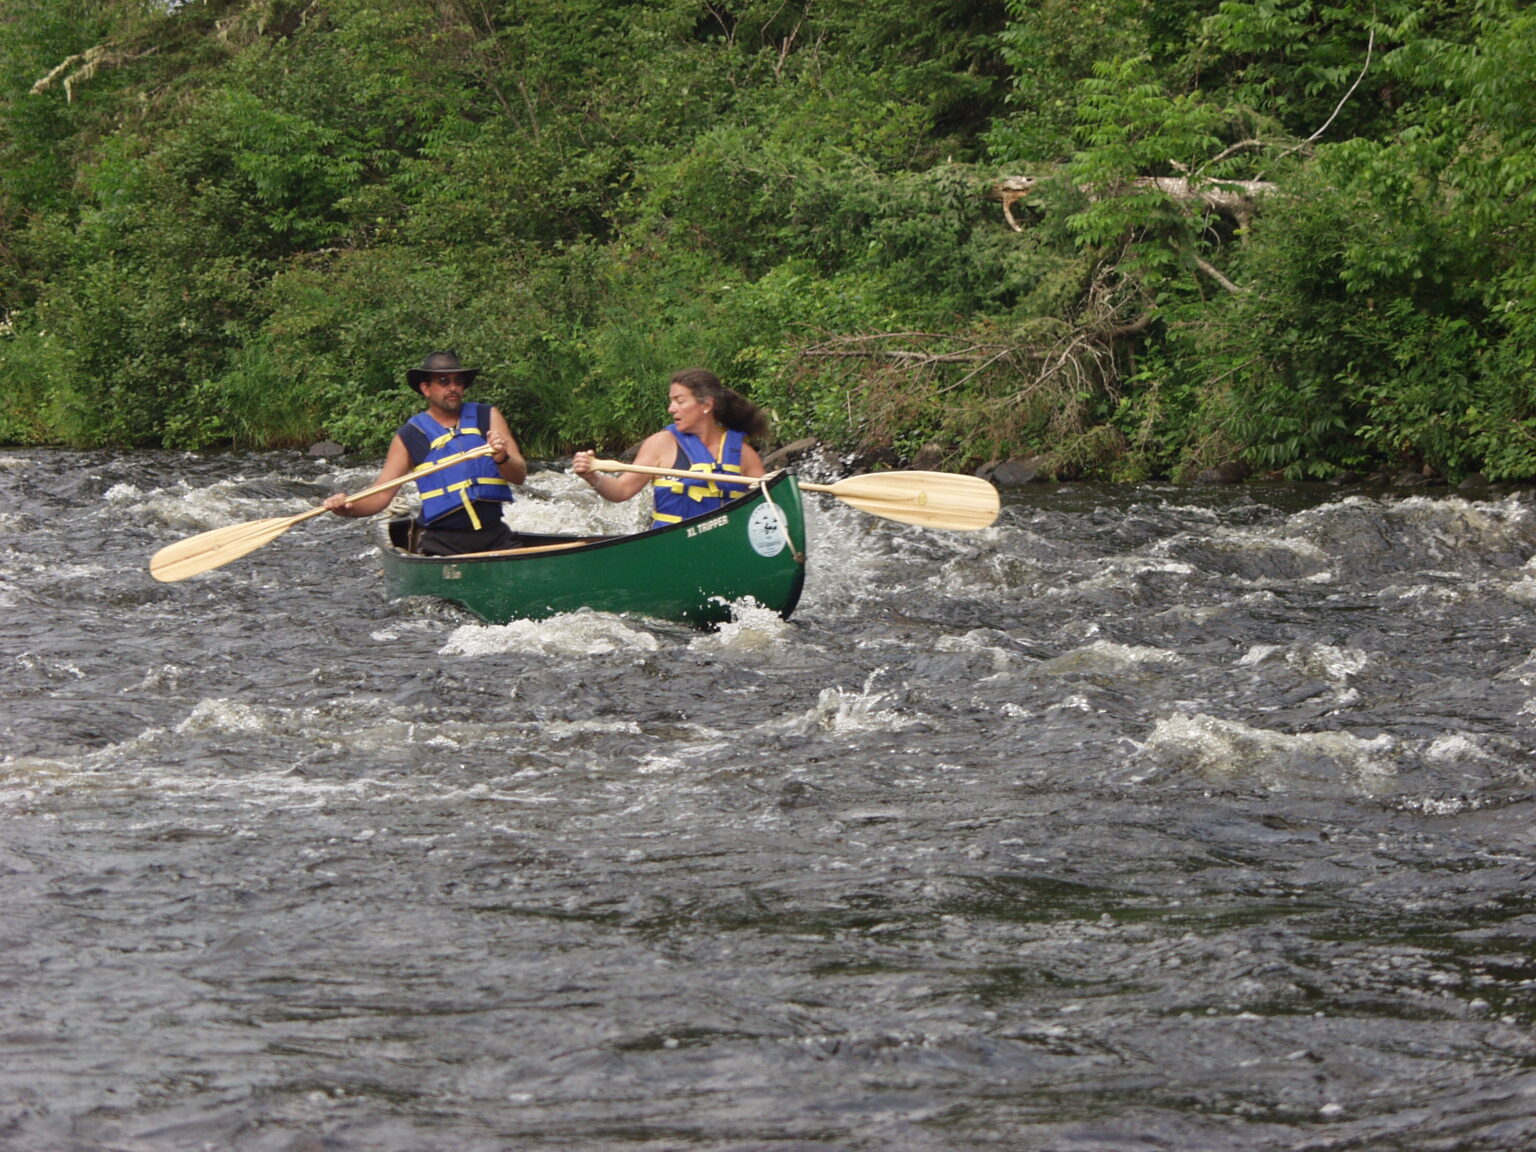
[4, 448, 1536, 1152]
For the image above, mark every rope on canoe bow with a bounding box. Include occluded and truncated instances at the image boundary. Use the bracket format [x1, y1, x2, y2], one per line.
[758, 476, 804, 564]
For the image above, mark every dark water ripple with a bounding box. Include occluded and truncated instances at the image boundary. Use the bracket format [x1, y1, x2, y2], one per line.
[3, 450, 1536, 1150]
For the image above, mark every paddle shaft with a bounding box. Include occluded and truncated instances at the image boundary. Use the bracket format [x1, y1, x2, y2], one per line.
[587, 458, 770, 488]
[346, 444, 496, 507]
[260, 444, 499, 527]
[242, 443, 499, 526]
[585, 457, 999, 531]
[150, 445, 497, 582]
[449, 539, 598, 558]
[586, 457, 972, 496]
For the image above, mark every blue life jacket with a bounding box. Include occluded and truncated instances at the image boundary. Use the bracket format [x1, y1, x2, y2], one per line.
[403, 402, 512, 528]
[650, 425, 749, 528]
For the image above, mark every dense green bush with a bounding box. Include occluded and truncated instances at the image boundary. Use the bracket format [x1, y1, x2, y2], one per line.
[1, 0, 1533, 481]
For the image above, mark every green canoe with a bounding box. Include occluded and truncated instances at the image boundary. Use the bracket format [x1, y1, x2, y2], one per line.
[377, 472, 808, 626]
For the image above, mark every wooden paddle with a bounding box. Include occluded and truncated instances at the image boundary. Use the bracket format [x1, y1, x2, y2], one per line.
[454, 539, 599, 558]
[586, 459, 1000, 530]
[149, 446, 495, 583]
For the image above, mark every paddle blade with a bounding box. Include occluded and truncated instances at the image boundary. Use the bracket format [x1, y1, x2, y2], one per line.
[820, 471, 1000, 530]
[149, 515, 302, 583]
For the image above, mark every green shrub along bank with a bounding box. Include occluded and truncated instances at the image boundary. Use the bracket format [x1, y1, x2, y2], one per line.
[2, 0, 1532, 481]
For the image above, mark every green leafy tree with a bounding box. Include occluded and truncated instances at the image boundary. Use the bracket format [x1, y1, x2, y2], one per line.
[6, 0, 1531, 480]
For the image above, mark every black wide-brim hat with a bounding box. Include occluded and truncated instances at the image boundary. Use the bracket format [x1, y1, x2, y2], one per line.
[406, 350, 481, 390]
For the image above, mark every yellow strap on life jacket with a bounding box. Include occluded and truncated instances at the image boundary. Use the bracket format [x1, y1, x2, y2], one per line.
[419, 477, 510, 499]
[427, 426, 486, 452]
[418, 476, 510, 532]
[652, 461, 745, 503]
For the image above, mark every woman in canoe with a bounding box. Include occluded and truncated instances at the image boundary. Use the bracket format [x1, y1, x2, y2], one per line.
[572, 369, 769, 528]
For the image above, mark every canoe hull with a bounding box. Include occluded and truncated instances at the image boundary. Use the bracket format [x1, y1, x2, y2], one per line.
[377, 473, 807, 626]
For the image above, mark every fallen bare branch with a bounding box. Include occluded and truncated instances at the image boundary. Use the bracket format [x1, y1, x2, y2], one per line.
[1190, 254, 1246, 295]
[1271, 28, 1374, 168]
[988, 174, 1277, 232]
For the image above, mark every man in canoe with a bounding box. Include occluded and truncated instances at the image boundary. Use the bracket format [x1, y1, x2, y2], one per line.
[572, 368, 768, 527]
[323, 351, 528, 555]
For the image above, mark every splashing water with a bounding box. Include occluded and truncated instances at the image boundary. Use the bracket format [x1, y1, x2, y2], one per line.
[4, 450, 1536, 1151]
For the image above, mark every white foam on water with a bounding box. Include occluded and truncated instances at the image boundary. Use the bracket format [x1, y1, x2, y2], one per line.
[439, 611, 661, 657]
[115, 478, 280, 531]
[22, 701, 552, 807]
[542, 718, 645, 740]
[636, 753, 692, 775]
[504, 471, 651, 536]
[1236, 642, 1369, 681]
[934, 630, 1018, 675]
[165, 700, 416, 769]
[1049, 693, 1095, 714]
[1299, 493, 1536, 569]
[1399, 492, 1533, 536]
[1235, 644, 1284, 667]
[926, 528, 1015, 594]
[1503, 576, 1536, 606]
[605, 723, 739, 781]
[12, 556, 112, 582]
[16, 651, 87, 681]
[0, 757, 74, 806]
[690, 598, 795, 655]
[762, 677, 924, 737]
[1399, 795, 1476, 815]
[124, 664, 193, 693]
[1381, 579, 1468, 604]
[1230, 528, 1332, 566]
[1035, 639, 1186, 676]
[1132, 712, 1399, 791]
[174, 697, 269, 735]
[1290, 643, 1369, 680]
[793, 503, 896, 617]
[1423, 732, 1501, 765]
[104, 481, 145, 502]
[338, 715, 566, 756]
[118, 457, 382, 532]
[13, 700, 511, 803]
[1069, 557, 1199, 594]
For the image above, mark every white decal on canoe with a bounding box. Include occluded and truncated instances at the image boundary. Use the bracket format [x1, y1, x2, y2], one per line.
[747, 504, 787, 557]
